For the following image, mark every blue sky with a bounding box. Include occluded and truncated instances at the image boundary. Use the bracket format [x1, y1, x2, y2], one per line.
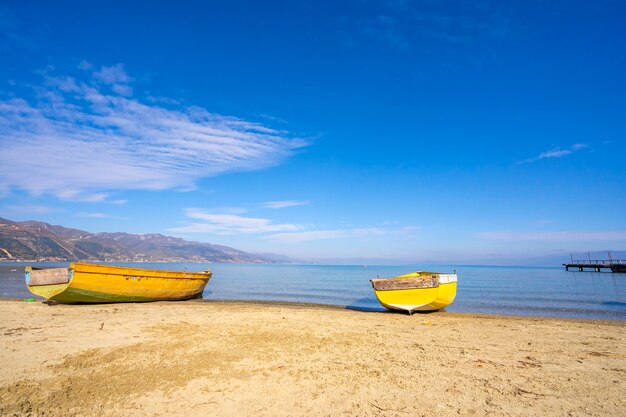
[1, 0, 625, 264]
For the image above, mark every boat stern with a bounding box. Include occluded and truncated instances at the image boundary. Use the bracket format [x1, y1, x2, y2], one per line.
[25, 265, 73, 300]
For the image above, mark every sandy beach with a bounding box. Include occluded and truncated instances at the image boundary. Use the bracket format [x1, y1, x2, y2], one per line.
[0, 300, 624, 416]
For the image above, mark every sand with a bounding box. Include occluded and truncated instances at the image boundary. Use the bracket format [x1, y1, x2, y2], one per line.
[0, 300, 624, 417]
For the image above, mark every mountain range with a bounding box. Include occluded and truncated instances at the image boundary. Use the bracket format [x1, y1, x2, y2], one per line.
[0, 217, 289, 263]
[1, 217, 623, 266]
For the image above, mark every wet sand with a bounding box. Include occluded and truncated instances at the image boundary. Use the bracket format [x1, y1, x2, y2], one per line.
[0, 299, 624, 416]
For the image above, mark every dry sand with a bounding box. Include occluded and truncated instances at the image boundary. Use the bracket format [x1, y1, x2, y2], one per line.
[0, 299, 624, 417]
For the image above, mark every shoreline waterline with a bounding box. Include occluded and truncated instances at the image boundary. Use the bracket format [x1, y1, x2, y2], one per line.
[1, 262, 625, 321]
[5, 297, 625, 325]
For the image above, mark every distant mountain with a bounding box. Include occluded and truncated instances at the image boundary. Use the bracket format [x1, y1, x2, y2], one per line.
[0, 217, 293, 263]
[252, 252, 305, 263]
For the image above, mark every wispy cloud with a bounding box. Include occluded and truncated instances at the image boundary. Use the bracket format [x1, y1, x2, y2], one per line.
[92, 63, 134, 96]
[3, 204, 52, 214]
[77, 212, 112, 218]
[168, 208, 302, 235]
[0, 64, 307, 200]
[268, 227, 390, 243]
[261, 200, 310, 209]
[268, 230, 349, 243]
[77, 211, 127, 220]
[477, 230, 626, 241]
[170, 207, 419, 242]
[517, 144, 588, 164]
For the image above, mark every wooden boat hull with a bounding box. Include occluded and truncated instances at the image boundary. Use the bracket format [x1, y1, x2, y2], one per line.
[25, 262, 211, 303]
[371, 271, 457, 313]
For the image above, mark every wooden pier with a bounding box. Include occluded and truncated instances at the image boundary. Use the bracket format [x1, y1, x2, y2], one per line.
[564, 259, 626, 273]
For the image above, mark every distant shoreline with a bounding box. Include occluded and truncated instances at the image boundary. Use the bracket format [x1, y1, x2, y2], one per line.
[0, 259, 577, 268]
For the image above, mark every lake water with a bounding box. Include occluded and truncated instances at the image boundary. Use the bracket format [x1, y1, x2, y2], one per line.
[2, 263, 625, 320]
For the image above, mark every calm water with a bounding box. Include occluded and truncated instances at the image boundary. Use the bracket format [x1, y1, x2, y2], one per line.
[2, 263, 625, 320]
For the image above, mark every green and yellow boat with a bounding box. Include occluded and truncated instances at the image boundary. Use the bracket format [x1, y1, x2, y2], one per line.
[371, 271, 457, 314]
[25, 262, 211, 303]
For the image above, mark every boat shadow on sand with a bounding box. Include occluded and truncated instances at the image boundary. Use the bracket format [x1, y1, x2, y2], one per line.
[344, 297, 441, 315]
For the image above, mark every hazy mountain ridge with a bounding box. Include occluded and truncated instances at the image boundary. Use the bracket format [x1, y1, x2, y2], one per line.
[0, 217, 287, 263]
[1, 217, 622, 266]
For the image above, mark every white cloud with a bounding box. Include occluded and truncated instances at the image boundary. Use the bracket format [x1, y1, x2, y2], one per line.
[77, 212, 110, 218]
[77, 60, 93, 71]
[77, 211, 127, 220]
[261, 200, 310, 209]
[92, 63, 133, 85]
[351, 227, 387, 236]
[168, 208, 302, 235]
[268, 227, 390, 243]
[476, 230, 626, 241]
[111, 83, 133, 97]
[267, 230, 350, 243]
[517, 144, 588, 164]
[0, 65, 306, 200]
[3, 204, 52, 214]
[537, 149, 572, 159]
[169, 207, 414, 242]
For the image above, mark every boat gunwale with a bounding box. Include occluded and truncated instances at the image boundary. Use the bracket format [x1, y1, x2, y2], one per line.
[370, 271, 456, 291]
[371, 280, 457, 292]
[70, 262, 211, 280]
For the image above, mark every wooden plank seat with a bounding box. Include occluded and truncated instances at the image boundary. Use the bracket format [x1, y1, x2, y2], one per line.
[371, 275, 439, 291]
[28, 267, 70, 286]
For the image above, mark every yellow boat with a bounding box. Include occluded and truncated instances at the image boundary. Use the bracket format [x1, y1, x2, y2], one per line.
[370, 271, 457, 314]
[25, 262, 211, 303]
